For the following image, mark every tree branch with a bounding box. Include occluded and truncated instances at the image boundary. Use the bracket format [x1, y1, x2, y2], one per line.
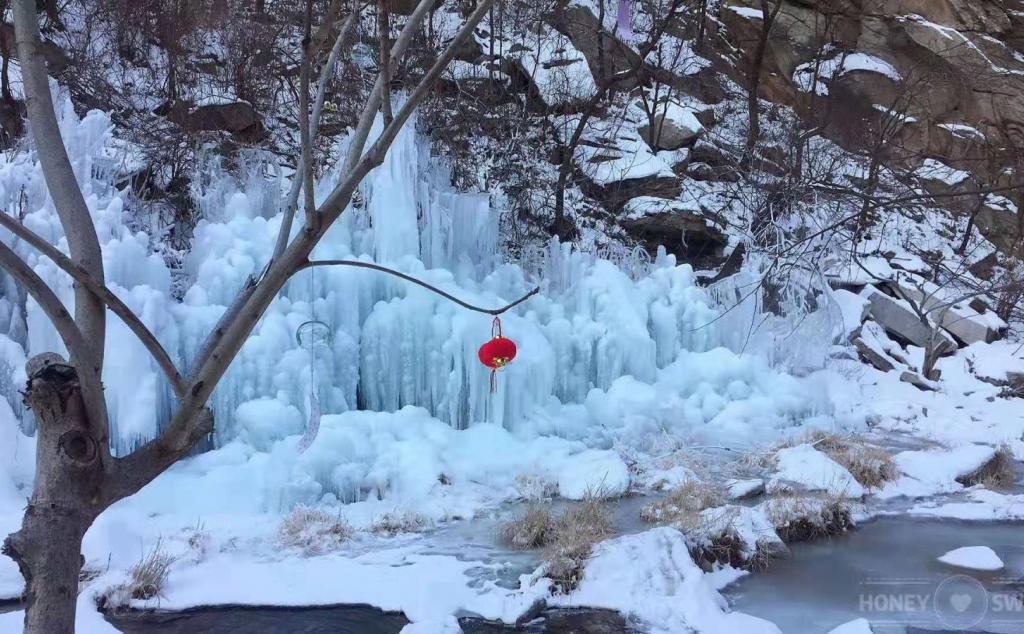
[302, 259, 540, 314]
[13, 0, 107, 366]
[0, 240, 111, 469]
[0, 212, 186, 397]
[379, 4, 393, 125]
[273, 3, 362, 259]
[299, 0, 319, 233]
[118, 0, 498, 499]
[342, 0, 436, 174]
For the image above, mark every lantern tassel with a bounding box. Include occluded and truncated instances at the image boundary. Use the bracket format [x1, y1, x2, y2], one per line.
[490, 316, 500, 393]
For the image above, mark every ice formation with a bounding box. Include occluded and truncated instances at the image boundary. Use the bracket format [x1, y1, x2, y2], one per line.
[0, 100, 837, 516]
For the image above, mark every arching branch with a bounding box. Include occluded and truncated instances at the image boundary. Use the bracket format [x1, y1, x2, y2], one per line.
[0, 212, 187, 397]
[14, 0, 107, 365]
[147, 0, 502, 500]
[0, 240, 111, 468]
[301, 259, 540, 315]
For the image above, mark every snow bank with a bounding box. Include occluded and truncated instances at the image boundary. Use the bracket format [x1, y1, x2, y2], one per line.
[549, 527, 780, 634]
[768, 444, 865, 498]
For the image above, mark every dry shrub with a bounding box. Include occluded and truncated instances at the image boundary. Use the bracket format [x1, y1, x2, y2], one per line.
[100, 541, 176, 613]
[807, 431, 897, 489]
[499, 504, 556, 549]
[958, 444, 1016, 489]
[371, 510, 429, 536]
[543, 492, 615, 594]
[762, 494, 853, 543]
[278, 506, 353, 556]
[499, 490, 614, 594]
[639, 480, 726, 524]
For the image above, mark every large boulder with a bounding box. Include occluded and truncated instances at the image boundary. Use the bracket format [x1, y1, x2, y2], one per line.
[174, 101, 265, 142]
[864, 287, 958, 353]
[547, 5, 642, 89]
[638, 102, 705, 151]
[974, 196, 1024, 257]
[896, 281, 1008, 345]
[620, 197, 726, 267]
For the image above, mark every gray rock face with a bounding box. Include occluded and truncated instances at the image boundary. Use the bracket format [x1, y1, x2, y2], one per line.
[864, 288, 957, 354]
[177, 102, 265, 142]
[638, 116, 704, 151]
[621, 209, 727, 267]
[896, 283, 1007, 345]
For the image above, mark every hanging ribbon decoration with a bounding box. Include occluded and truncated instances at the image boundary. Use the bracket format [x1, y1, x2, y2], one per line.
[295, 265, 332, 454]
[477, 316, 518, 393]
[615, 0, 635, 42]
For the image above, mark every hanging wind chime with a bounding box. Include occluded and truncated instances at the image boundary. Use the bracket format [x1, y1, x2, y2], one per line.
[477, 316, 518, 393]
[291, 256, 540, 451]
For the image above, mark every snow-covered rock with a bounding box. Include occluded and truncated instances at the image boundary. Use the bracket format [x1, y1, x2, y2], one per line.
[830, 289, 869, 340]
[864, 288, 957, 354]
[768, 444, 865, 498]
[877, 444, 997, 499]
[726, 478, 765, 500]
[639, 101, 705, 151]
[896, 281, 1007, 345]
[938, 546, 1004, 571]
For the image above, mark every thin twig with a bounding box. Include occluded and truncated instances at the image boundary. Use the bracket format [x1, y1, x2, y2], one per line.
[302, 259, 539, 314]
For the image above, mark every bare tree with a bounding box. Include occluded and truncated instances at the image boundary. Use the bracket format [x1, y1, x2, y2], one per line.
[0, 0, 499, 631]
[743, 0, 783, 163]
[549, 0, 686, 240]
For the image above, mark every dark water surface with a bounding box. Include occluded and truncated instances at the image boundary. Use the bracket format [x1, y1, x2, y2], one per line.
[106, 605, 634, 633]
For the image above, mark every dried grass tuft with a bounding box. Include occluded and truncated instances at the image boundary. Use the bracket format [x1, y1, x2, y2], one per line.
[499, 504, 556, 549]
[278, 505, 353, 555]
[762, 493, 853, 543]
[958, 443, 1016, 489]
[806, 431, 897, 489]
[371, 510, 429, 536]
[498, 489, 615, 594]
[639, 479, 726, 524]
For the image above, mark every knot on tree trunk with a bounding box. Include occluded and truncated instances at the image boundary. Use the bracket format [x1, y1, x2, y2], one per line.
[23, 353, 80, 415]
[23, 353, 101, 473]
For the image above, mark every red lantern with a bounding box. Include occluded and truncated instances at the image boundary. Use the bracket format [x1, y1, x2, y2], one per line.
[478, 316, 517, 392]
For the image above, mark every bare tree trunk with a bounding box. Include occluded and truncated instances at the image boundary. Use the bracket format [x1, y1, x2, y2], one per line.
[744, 0, 781, 166]
[3, 356, 103, 634]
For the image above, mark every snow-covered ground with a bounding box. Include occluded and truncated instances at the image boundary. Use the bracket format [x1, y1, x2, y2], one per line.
[0, 102, 1022, 634]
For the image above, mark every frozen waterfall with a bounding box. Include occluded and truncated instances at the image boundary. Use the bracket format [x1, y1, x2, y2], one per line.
[0, 104, 833, 475]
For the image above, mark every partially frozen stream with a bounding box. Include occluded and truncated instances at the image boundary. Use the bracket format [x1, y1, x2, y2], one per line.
[99, 502, 1024, 633]
[727, 516, 1024, 633]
